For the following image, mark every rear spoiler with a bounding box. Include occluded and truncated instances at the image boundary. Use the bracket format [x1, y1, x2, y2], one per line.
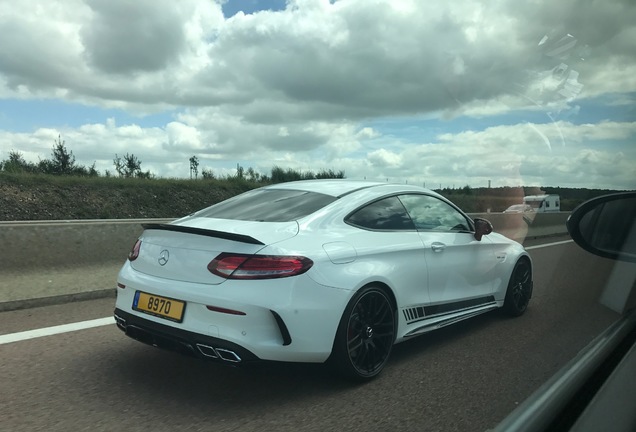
[142, 223, 264, 245]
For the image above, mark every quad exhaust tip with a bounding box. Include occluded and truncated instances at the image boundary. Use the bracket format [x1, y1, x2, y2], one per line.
[196, 343, 242, 363]
[115, 314, 243, 364]
[114, 314, 126, 330]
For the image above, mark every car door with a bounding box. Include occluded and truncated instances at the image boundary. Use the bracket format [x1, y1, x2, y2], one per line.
[345, 195, 431, 306]
[398, 194, 500, 306]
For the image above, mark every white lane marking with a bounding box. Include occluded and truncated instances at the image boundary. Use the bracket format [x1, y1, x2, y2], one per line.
[525, 239, 574, 250]
[0, 317, 114, 345]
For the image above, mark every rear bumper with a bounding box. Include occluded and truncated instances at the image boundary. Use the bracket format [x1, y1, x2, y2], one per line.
[114, 308, 260, 364]
[115, 262, 352, 363]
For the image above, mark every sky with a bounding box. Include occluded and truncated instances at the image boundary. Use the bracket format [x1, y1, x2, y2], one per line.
[0, 0, 634, 190]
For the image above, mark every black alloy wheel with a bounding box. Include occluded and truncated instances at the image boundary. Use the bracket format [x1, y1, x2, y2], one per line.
[332, 286, 396, 381]
[503, 258, 533, 317]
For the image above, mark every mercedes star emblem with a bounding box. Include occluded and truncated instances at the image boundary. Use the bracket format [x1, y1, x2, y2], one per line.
[158, 249, 170, 266]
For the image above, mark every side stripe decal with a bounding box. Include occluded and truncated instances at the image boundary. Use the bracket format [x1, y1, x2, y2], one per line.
[403, 295, 495, 324]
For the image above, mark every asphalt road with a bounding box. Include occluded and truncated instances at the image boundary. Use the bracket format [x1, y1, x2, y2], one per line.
[0, 236, 622, 432]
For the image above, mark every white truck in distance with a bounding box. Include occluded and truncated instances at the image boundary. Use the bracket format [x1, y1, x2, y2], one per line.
[523, 194, 561, 212]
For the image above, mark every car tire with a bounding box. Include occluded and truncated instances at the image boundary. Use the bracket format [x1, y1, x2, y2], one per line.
[330, 285, 396, 381]
[502, 258, 533, 317]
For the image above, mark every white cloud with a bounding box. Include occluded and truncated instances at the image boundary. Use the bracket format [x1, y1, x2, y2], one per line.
[3, 0, 633, 112]
[165, 122, 203, 151]
[368, 149, 402, 168]
[342, 121, 636, 188]
[0, 0, 634, 189]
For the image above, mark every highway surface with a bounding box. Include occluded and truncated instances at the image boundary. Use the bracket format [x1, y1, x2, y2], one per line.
[0, 236, 622, 432]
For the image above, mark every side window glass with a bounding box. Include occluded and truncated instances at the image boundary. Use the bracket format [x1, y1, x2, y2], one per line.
[398, 194, 470, 231]
[346, 196, 415, 230]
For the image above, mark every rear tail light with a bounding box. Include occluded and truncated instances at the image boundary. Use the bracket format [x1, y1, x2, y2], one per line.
[128, 239, 142, 261]
[208, 253, 313, 279]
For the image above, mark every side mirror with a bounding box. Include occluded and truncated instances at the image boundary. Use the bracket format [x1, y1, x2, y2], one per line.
[566, 192, 636, 263]
[474, 218, 493, 241]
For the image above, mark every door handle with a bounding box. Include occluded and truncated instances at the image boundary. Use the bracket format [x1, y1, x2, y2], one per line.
[431, 242, 446, 252]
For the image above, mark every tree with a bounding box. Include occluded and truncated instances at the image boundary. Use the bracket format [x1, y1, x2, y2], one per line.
[316, 169, 345, 179]
[48, 135, 77, 175]
[136, 169, 154, 179]
[269, 165, 344, 183]
[125, 153, 142, 177]
[246, 166, 261, 182]
[113, 153, 143, 178]
[2, 151, 36, 173]
[235, 163, 245, 180]
[113, 154, 124, 177]
[86, 162, 99, 177]
[37, 158, 55, 174]
[201, 168, 215, 179]
[29, 135, 97, 176]
[271, 165, 302, 183]
[189, 156, 199, 179]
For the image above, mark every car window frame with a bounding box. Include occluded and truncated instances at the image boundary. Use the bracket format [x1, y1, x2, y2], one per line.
[396, 193, 474, 233]
[344, 194, 417, 231]
[344, 192, 475, 233]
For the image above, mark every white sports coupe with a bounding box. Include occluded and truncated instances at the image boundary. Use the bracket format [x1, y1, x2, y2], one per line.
[114, 179, 533, 380]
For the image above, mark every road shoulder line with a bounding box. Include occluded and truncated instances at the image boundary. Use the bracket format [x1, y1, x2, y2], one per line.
[525, 239, 574, 250]
[0, 317, 114, 345]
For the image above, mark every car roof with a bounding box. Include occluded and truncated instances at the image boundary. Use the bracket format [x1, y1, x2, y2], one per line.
[264, 179, 424, 198]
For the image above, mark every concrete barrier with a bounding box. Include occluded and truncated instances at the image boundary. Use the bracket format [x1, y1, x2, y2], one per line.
[0, 218, 172, 271]
[0, 213, 569, 311]
[471, 212, 570, 242]
[0, 219, 171, 311]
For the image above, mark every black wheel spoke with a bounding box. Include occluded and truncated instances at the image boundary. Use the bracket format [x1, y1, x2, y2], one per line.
[348, 334, 362, 350]
[514, 287, 523, 307]
[344, 289, 395, 378]
[373, 332, 393, 340]
[372, 301, 390, 323]
[358, 344, 370, 368]
[363, 345, 375, 372]
[503, 259, 532, 316]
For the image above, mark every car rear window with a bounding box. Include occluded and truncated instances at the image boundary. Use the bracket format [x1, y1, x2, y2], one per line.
[196, 189, 337, 222]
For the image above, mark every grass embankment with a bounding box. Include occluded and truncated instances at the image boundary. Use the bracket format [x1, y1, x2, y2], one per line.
[0, 173, 256, 221]
[0, 172, 617, 221]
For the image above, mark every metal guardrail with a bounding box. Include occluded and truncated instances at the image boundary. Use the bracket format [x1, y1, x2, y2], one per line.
[0, 218, 174, 226]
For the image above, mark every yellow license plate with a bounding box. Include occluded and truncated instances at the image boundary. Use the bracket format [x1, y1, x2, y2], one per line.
[133, 291, 185, 322]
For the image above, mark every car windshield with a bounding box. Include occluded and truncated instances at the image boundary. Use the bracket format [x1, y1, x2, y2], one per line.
[196, 188, 336, 222]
